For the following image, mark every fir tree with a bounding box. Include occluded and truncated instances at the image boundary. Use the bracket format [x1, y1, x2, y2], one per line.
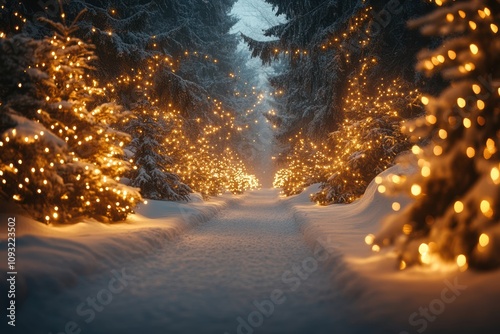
[125, 100, 191, 201]
[373, 0, 500, 270]
[67, 0, 159, 78]
[0, 12, 141, 223]
[272, 132, 332, 196]
[312, 58, 421, 205]
[244, 0, 431, 143]
[0, 35, 69, 218]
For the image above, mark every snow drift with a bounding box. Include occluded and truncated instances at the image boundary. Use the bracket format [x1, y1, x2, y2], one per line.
[0, 193, 234, 307]
[286, 165, 500, 334]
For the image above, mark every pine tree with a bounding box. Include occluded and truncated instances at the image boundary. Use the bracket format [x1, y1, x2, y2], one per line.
[0, 34, 69, 218]
[125, 100, 191, 201]
[0, 13, 141, 223]
[244, 0, 432, 143]
[273, 131, 332, 196]
[312, 58, 421, 205]
[65, 0, 159, 78]
[372, 0, 500, 270]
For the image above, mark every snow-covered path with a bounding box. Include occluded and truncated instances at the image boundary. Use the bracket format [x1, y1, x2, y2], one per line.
[15, 189, 358, 334]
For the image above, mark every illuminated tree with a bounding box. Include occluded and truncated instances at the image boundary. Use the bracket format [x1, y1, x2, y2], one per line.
[125, 101, 191, 201]
[68, 0, 158, 78]
[0, 34, 69, 219]
[1, 0, 259, 222]
[244, 0, 432, 143]
[273, 132, 332, 196]
[111, 55, 259, 200]
[372, 0, 500, 270]
[0, 13, 141, 223]
[169, 129, 259, 199]
[222, 147, 259, 195]
[312, 58, 420, 204]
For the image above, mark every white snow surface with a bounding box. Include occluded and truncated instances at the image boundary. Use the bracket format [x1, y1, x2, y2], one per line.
[289, 165, 500, 334]
[1, 166, 500, 334]
[0, 193, 228, 305]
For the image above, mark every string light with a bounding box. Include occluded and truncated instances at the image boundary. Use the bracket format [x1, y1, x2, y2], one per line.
[114, 56, 259, 198]
[1, 10, 143, 222]
[274, 32, 420, 204]
[372, 0, 500, 270]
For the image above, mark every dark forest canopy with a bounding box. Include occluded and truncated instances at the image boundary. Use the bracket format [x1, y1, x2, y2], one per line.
[0, 0, 257, 124]
[0, 0, 261, 221]
[244, 0, 436, 143]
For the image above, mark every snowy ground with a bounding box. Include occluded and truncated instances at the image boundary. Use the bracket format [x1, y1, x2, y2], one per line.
[289, 166, 500, 334]
[0, 194, 229, 317]
[1, 168, 500, 334]
[2, 190, 357, 334]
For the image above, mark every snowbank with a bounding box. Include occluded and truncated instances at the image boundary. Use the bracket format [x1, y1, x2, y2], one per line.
[0, 193, 235, 306]
[286, 165, 500, 334]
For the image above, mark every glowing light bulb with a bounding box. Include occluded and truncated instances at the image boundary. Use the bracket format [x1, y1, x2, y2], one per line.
[457, 98, 466, 108]
[454, 201, 464, 213]
[419, 243, 429, 255]
[470, 44, 479, 55]
[479, 234, 489, 248]
[480, 200, 493, 217]
[463, 118, 472, 128]
[411, 184, 422, 196]
[466, 147, 475, 158]
[365, 234, 375, 245]
[421, 166, 431, 177]
[490, 167, 500, 183]
[456, 254, 467, 268]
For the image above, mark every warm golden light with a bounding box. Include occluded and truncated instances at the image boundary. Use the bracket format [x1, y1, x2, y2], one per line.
[419, 243, 429, 255]
[457, 98, 466, 108]
[411, 184, 422, 196]
[421, 166, 431, 177]
[403, 224, 412, 235]
[454, 201, 464, 213]
[480, 200, 493, 217]
[470, 44, 479, 55]
[479, 233, 490, 248]
[466, 147, 476, 158]
[456, 254, 467, 267]
[490, 167, 500, 183]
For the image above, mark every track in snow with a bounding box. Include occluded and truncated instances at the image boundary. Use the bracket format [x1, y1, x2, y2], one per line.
[15, 189, 357, 334]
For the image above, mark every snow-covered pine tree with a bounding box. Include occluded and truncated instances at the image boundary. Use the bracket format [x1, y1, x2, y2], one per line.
[125, 100, 191, 201]
[66, 0, 159, 78]
[83, 0, 260, 198]
[244, 0, 431, 144]
[161, 116, 258, 198]
[311, 58, 420, 205]
[175, 0, 239, 100]
[180, 137, 222, 198]
[272, 131, 332, 196]
[222, 147, 259, 195]
[1, 12, 141, 223]
[0, 34, 69, 220]
[372, 0, 500, 270]
[73, 0, 250, 152]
